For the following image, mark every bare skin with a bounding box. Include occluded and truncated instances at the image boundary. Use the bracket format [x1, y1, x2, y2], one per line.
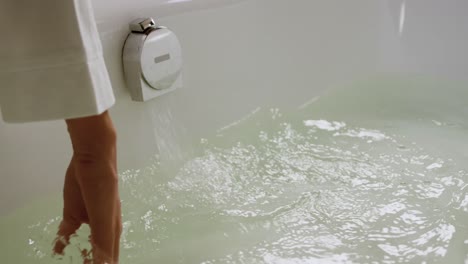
[53, 111, 122, 263]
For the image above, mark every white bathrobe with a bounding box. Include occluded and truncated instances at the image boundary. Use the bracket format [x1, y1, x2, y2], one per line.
[0, 0, 115, 123]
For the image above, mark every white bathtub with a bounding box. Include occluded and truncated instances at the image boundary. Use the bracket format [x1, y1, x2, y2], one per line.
[1, 0, 468, 263]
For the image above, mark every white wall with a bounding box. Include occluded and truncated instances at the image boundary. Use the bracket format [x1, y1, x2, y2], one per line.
[0, 0, 381, 215]
[378, 0, 468, 80]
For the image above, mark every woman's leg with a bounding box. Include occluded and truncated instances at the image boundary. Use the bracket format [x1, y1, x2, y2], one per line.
[58, 111, 121, 263]
[54, 159, 89, 255]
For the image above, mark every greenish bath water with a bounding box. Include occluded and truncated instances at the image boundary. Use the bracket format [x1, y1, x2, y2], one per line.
[1, 75, 468, 263]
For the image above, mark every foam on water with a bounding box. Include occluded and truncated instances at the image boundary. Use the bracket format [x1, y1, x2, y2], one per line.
[1, 75, 468, 263]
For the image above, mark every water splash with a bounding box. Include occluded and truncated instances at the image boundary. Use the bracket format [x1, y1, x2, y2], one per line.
[3, 76, 468, 263]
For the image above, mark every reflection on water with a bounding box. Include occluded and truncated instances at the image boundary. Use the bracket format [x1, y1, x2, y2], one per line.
[2, 76, 468, 263]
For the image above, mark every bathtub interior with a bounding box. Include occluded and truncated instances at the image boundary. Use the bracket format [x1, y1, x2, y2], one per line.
[1, 0, 468, 263]
[0, 0, 381, 215]
[2, 75, 468, 263]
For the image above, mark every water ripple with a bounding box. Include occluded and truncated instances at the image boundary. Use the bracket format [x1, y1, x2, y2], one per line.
[20, 107, 468, 263]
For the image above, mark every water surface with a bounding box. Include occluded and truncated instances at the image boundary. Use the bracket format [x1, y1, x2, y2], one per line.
[1, 75, 468, 263]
